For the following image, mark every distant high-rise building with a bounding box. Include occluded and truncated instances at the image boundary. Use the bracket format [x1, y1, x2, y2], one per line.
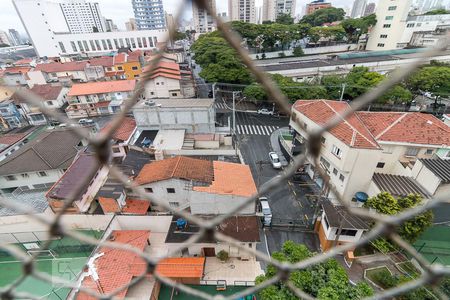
[218, 12, 230, 22]
[165, 12, 176, 30]
[228, 0, 257, 23]
[0, 31, 11, 46]
[193, 0, 216, 33]
[8, 29, 22, 46]
[351, 0, 367, 18]
[305, 0, 332, 15]
[104, 18, 117, 32]
[256, 6, 263, 24]
[364, 2, 376, 16]
[125, 18, 137, 31]
[60, 0, 106, 33]
[263, 0, 297, 22]
[131, 0, 166, 30]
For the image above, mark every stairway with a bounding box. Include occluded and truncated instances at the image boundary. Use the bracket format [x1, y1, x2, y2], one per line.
[182, 138, 195, 150]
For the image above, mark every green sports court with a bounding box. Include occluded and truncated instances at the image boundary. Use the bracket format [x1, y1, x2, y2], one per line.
[413, 226, 450, 266]
[158, 284, 257, 300]
[0, 230, 103, 299]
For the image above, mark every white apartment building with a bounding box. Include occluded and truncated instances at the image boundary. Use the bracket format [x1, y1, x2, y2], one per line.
[398, 14, 450, 47]
[0, 30, 11, 46]
[228, 0, 257, 23]
[366, 0, 412, 50]
[60, 0, 106, 33]
[193, 0, 217, 34]
[351, 0, 367, 18]
[13, 0, 167, 57]
[262, 0, 296, 22]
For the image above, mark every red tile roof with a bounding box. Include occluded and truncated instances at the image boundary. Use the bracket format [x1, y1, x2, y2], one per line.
[122, 199, 150, 214]
[193, 161, 257, 197]
[77, 230, 150, 300]
[143, 61, 181, 80]
[114, 53, 127, 64]
[68, 80, 136, 96]
[100, 117, 136, 142]
[14, 58, 33, 65]
[136, 156, 214, 185]
[4, 66, 31, 74]
[94, 101, 110, 108]
[98, 197, 120, 213]
[293, 100, 380, 149]
[30, 84, 64, 100]
[356, 112, 450, 146]
[88, 57, 114, 67]
[156, 257, 205, 278]
[35, 61, 87, 73]
[0, 133, 28, 146]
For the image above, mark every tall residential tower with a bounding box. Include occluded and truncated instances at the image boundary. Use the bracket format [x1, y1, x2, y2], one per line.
[351, 0, 367, 18]
[60, 0, 105, 33]
[228, 0, 257, 23]
[193, 0, 217, 33]
[131, 0, 166, 30]
[263, 0, 297, 22]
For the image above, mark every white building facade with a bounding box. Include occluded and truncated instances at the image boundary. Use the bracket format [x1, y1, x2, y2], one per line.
[228, 0, 257, 23]
[262, 0, 296, 22]
[351, 0, 367, 18]
[60, 0, 106, 33]
[193, 0, 217, 34]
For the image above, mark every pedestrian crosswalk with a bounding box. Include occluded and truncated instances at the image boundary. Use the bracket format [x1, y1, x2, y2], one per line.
[236, 124, 279, 136]
[215, 103, 229, 110]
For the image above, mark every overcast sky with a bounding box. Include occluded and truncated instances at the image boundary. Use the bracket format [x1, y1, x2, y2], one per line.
[0, 0, 417, 35]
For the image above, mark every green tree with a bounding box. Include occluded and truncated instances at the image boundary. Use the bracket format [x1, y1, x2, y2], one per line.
[309, 25, 346, 45]
[173, 31, 187, 41]
[300, 7, 346, 27]
[276, 13, 294, 25]
[293, 47, 304, 57]
[191, 32, 253, 84]
[424, 9, 450, 15]
[345, 67, 384, 99]
[407, 66, 450, 98]
[379, 85, 413, 104]
[321, 75, 346, 99]
[257, 241, 373, 300]
[341, 14, 377, 43]
[365, 192, 433, 243]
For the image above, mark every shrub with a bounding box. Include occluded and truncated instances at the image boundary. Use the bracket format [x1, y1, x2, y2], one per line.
[217, 250, 229, 262]
[293, 47, 304, 57]
[278, 52, 286, 58]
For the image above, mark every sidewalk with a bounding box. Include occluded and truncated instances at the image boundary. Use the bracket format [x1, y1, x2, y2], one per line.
[270, 127, 289, 167]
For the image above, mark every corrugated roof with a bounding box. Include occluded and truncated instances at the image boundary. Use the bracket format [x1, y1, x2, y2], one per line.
[68, 80, 136, 96]
[293, 100, 380, 149]
[136, 156, 214, 185]
[372, 173, 430, 198]
[322, 200, 370, 230]
[420, 158, 450, 183]
[0, 129, 82, 175]
[30, 84, 64, 100]
[156, 257, 205, 278]
[46, 154, 100, 200]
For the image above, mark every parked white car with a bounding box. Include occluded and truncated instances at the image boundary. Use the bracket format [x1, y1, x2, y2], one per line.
[78, 118, 94, 125]
[259, 197, 272, 226]
[257, 108, 274, 115]
[269, 152, 282, 169]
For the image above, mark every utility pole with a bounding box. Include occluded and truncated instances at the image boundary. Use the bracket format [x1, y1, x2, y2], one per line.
[232, 91, 237, 138]
[212, 83, 216, 102]
[340, 83, 346, 101]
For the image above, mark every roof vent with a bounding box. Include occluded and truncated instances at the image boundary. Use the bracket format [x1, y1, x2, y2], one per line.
[144, 100, 155, 106]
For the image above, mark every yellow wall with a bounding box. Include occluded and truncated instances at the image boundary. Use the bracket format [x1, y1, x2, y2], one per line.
[116, 61, 142, 80]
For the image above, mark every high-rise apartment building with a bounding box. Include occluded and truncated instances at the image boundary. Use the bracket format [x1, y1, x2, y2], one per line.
[351, 0, 367, 18]
[131, 0, 166, 30]
[305, 0, 331, 15]
[165, 12, 176, 30]
[228, 0, 257, 23]
[8, 29, 22, 46]
[104, 18, 117, 32]
[0, 31, 11, 46]
[263, 0, 296, 22]
[366, 0, 413, 50]
[193, 0, 216, 33]
[364, 2, 376, 16]
[125, 18, 137, 31]
[60, 0, 105, 33]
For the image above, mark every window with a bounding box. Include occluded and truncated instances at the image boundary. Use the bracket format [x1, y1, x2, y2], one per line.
[107, 39, 113, 50]
[137, 37, 142, 48]
[383, 24, 391, 28]
[37, 171, 47, 177]
[323, 215, 330, 230]
[332, 168, 338, 175]
[58, 42, 66, 53]
[125, 38, 131, 48]
[405, 147, 419, 157]
[132, 66, 138, 70]
[101, 39, 107, 50]
[117, 66, 123, 70]
[145, 187, 153, 193]
[321, 136, 326, 144]
[337, 229, 357, 236]
[331, 145, 342, 158]
[77, 41, 84, 52]
[21, 173, 29, 178]
[167, 188, 175, 193]
[407, 23, 415, 28]
[376, 162, 385, 168]
[95, 40, 101, 50]
[113, 39, 119, 49]
[380, 34, 388, 38]
[5, 175, 16, 181]
[70, 41, 77, 52]
[385, 16, 394, 20]
[131, 38, 136, 48]
[89, 40, 96, 51]
[320, 157, 330, 170]
[339, 174, 345, 182]
[142, 37, 147, 47]
[171, 93, 178, 96]
[426, 149, 433, 155]
[148, 37, 154, 47]
[377, 43, 385, 47]
[169, 202, 179, 207]
[46, 101, 53, 106]
[388, 6, 397, 10]
[83, 40, 89, 51]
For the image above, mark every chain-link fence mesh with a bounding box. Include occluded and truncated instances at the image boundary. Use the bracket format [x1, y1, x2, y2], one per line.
[1, 0, 450, 298]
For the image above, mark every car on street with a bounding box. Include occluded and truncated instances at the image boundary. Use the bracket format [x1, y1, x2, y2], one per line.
[259, 197, 272, 226]
[257, 108, 274, 115]
[78, 118, 94, 125]
[269, 152, 282, 169]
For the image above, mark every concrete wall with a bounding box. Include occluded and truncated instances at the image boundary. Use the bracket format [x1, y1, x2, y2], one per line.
[190, 191, 255, 215]
[412, 159, 441, 195]
[0, 168, 65, 191]
[144, 77, 182, 99]
[27, 71, 48, 87]
[2, 73, 27, 86]
[249, 44, 358, 59]
[320, 211, 364, 243]
[167, 242, 257, 258]
[140, 178, 191, 210]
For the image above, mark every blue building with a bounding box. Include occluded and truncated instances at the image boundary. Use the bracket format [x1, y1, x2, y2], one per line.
[0, 99, 26, 130]
[131, 0, 166, 30]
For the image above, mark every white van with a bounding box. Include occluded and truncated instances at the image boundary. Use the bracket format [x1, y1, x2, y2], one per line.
[259, 197, 272, 226]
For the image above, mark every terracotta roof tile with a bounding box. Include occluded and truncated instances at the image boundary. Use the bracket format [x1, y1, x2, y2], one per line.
[30, 84, 64, 100]
[122, 199, 150, 214]
[68, 80, 136, 96]
[193, 161, 257, 197]
[356, 112, 450, 146]
[77, 230, 150, 300]
[0, 132, 28, 146]
[136, 156, 214, 185]
[35, 61, 87, 73]
[4, 66, 30, 74]
[114, 53, 127, 64]
[293, 100, 380, 149]
[98, 197, 120, 213]
[100, 117, 136, 142]
[14, 58, 33, 65]
[156, 257, 205, 278]
[88, 57, 114, 67]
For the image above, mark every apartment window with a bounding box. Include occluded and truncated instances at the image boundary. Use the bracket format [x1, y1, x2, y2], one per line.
[37, 171, 47, 177]
[331, 145, 342, 158]
[337, 228, 357, 236]
[89, 40, 96, 51]
[148, 37, 154, 47]
[46, 101, 53, 106]
[144, 187, 153, 193]
[385, 16, 394, 21]
[332, 168, 338, 175]
[5, 175, 16, 181]
[321, 136, 326, 144]
[21, 173, 29, 178]
[101, 40, 107, 50]
[142, 37, 148, 47]
[137, 37, 142, 48]
[388, 6, 397, 10]
[77, 41, 84, 52]
[125, 38, 131, 48]
[323, 215, 330, 230]
[171, 93, 177, 96]
[405, 147, 419, 157]
[426, 149, 434, 155]
[320, 157, 331, 170]
[383, 24, 391, 28]
[117, 66, 123, 70]
[169, 202, 179, 207]
[132, 66, 138, 70]
[376, 162, 385, 168]
[113, 39, 119, 49]
[107, 39, 113, 50]
[339, 174, 345, 182]
[407, 23, 415, 28]
[95, 40, 101, 50]
[377, 43, 385, 47]
[119, 38, 124, 48]
[167, 188, 175, 193]
[58, 42, 66, 53]
[70, 41, 77, 52]
[380, 34, 388, 38]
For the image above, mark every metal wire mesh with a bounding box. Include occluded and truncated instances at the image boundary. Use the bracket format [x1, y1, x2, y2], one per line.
[1, 0, 450, 298]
